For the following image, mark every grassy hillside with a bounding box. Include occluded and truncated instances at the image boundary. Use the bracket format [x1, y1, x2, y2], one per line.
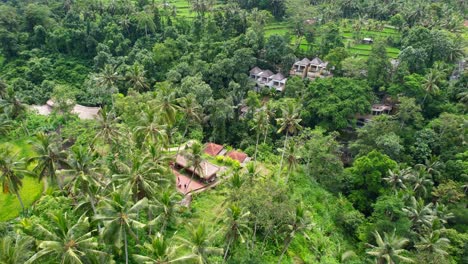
[0, 140, 43, 221]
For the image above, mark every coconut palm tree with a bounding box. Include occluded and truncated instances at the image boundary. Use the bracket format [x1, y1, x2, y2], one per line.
[221, 204, 251, 260]
[402, 196, 434, 233]
[276, 101, 302, 183]
[415, 231, 450, 257]
[126, 63, 149, 92]
[183, 141, 204, 193]
[134, 108, 168, 148]
[0, 234, 34, 264]
[251, 110, 268, 164]
[278, 203, 313, 264]
[148, 188, 180, 234]
[244, 162, 260, 184]
[410, 169, 433, 198]
[133, 232, 197, 263]
[65, 145, 103, 216]
[93, 107, 121, 147]
[0, 114, 13, 136]
[284, 139, 300, 184]
[384, 167, 412, 193]
[154, 88, 181, 128]
[112, 154, 169, 201]
[0, 148, 33, 212]
[178, 223, 223, 264]
[422, 69, 442, 104]
[26, 213, 106, 264]
[92, 64, 121, 106]
[135, 10, 156, 36]
[0, 87, 27, 119]
[415, 155, 442, 182]
[366, 230, 413, 264]
[95, 188, 148, 264]
[29, 132, 69, 190]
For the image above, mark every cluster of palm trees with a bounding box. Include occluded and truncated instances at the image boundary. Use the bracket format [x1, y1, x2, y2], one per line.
[363, 161, 453, 263]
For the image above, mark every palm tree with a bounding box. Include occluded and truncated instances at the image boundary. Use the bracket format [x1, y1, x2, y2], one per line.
[0, 78, 7, 98]
[222, 204, 251, 260]
[0, 148, 33, 212]
[176, 94, 202, 156]
[244, 162, 259, 184]
[284, 139, 300, 184]
[95, 188, 148, 264]
[65, 145, 103, 216]
[93, 107, 121, 147]
[415, 155, 442, 182]
[251, 110, 268, 164]
[384, 167, 412, 193]
[134, 108, 168, 148]
[178, 223, 223, 264]
[402, 196, 434, 233]
[126, 63, 149, 92]
[183, 141, 204, 193]
[29, 132, 69, 190]
[113, 154, 169, 201]
[410, 169, 433, 198]
[278, 203, 313, 264]
[92, 64, 121, 106]
[0, 114, 13, 136]
[26, 213, 106, 264]
[366, 230, 413, 264]
[415, 231, 450, 257]
[150, 188, 181, 234]
[135, 10, 156, 36]
[422, 69, 442, 104]
[276, 101, 302, 184]
[133, 232, 197, 263]
[0, 87, 27, 119]
[154, 88, 181, 127]
[0, 234, 34, 264]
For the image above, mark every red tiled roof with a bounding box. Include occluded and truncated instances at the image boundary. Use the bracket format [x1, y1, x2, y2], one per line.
[226, 150, 248, 163]
[204, 143, 223, 156]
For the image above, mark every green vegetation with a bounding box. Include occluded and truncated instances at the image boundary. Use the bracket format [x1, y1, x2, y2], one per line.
[0, 0, 467, 263]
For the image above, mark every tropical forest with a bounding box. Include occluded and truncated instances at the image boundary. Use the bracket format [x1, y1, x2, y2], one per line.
[0, 0, 467, 263]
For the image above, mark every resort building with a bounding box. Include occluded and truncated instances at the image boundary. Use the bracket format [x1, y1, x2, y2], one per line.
[249, 67, 287, 92]
[175, 155, 220, 183]
[290, 57, 332, 80]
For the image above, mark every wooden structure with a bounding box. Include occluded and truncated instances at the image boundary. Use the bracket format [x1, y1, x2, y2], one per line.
[175, 155, 220, 183]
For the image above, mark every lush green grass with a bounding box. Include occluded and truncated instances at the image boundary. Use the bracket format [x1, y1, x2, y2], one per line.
[0, 177, 43, 221]
[0, 140, 43, 222]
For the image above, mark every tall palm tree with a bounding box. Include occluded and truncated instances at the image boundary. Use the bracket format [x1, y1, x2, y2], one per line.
[95, 188, 148, 264]
[65, 145, 103, 216]
[222, 204, 251, 260]
[422, 69, 442, 104]
[112, 154, 169, 201]
[93, 107, 121, 147]
[402, 196, 434, 233]
[0, 114, 13, 136]
[384, 167, 412, 193]
[134, 108, 168, 148]
[415, 231, 450, 257]
[410, 169, 433, 198]
[0, 148, 33, 212]
[176, 94, 202, 156]
[178, 223, 223, 264]
[92, 64, 121, 106]
[0, 78, 7, 98]
[284, 139, 300, 184]
[150, 188, 180, 234]
[183, 141, 204, 193]
[154, 88, 181, 128]
[278, 203, 313, 264]
[0, 87, 27, 119]
[276, 101, 302, 184]
[133, 232, 197, 263]
[0, 234, 34, 264]
[126, 63, 149, 92]
[26, 213, 106, 264]
[135, 10, 156, 36]
[29, 132, 69, 190]
[415, 155, 442, 182]
[366, 230, 413, 264]
[251, 110, 268, 164]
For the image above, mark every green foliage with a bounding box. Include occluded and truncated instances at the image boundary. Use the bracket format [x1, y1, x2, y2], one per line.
[303, 77, 373, 130]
